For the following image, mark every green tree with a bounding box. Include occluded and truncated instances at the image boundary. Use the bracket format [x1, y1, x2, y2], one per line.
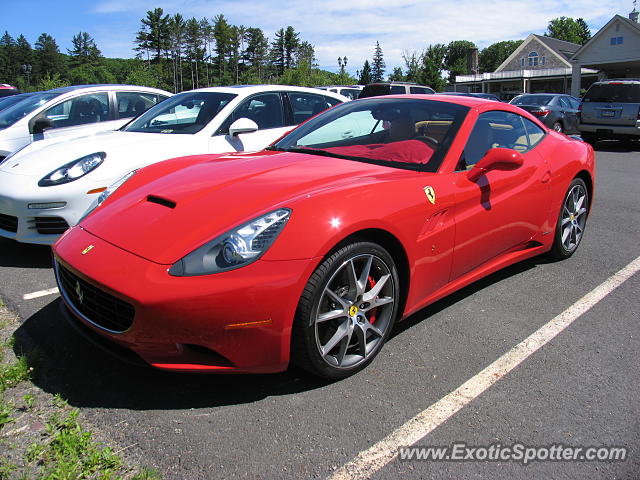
[185, 17, 204, 88]
[0, 32, 17, 83]
[34, 33, 62, 81]
[420, 43, 447, 91]
[283, 26, 299, 69]
[402, 51, 421, 83]
[478, 40, 523, 73]
[358, 59, 372, 85]
[388, 66, 404, 81]
[37, 72, 69, 90]
[576, 18, 592, 45]
[68, 32, 102, 67]
[444, 40, 476, 84]
[136, 8, 170, 64]
[213, 14, 232, 84]
[270, 28, 286, 77]
[371, 41, 385, 82]
[169, 14, 186, 91]
[243, 27, 268, 83]
[545, 17, 587, 44]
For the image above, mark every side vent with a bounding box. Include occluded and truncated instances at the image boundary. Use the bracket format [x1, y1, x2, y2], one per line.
[146, 195, 176, 209]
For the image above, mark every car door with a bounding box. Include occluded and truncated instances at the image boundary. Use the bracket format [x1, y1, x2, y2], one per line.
[209, 92, 291, 153]
[559, 96, 578, 133]
[114, 91, 169, 129]
[449, 110, 551, 280]
[36, 92, 115, 142]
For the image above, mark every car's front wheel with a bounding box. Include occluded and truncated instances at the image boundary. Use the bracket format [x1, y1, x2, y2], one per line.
[549, 178, 589, 260]
[292, 242, 400, 379]
[552, 122, 563, 133]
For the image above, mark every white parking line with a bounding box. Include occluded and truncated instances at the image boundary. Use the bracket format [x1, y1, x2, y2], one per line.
[329, 255, 640, 480]
[22, 287, 59, 300]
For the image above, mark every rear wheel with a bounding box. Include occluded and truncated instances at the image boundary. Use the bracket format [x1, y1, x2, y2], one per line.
[292, 242, 400, 379]
[548, 178, 589, 260]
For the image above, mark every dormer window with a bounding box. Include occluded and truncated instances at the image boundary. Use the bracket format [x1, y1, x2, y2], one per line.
[528, 51, 539, 67]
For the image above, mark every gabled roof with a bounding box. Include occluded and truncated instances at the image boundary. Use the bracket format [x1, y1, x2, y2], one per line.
[570, 14, 640, 62]
[495, 34, 581, 72]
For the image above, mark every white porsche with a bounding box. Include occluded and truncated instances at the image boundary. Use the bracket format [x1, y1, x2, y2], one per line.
[0, 85, 347, 244]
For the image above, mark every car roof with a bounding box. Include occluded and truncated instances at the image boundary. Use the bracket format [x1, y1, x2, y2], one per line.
[175, 84, 348, 99]
[48, 84, 171, 94]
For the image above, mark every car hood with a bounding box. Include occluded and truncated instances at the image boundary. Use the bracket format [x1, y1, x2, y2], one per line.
[80, 150, 399, 264]
[0, 131, 197, 180]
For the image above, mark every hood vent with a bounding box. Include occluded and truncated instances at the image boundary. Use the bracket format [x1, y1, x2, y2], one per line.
[146, 195, 176, 209]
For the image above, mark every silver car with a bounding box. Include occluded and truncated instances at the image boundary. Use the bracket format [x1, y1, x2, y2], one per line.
[578, 79, 640, 144]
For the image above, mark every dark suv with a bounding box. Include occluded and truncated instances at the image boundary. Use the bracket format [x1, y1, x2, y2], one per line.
[578, 79, 640, 144]
[359, 82, 435, 98]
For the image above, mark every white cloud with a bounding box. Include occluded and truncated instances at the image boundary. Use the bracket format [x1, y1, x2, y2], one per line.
[92, 0, 626, 74]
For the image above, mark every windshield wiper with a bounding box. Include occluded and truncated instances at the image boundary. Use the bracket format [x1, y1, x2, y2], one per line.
[267, 146, 347, 159]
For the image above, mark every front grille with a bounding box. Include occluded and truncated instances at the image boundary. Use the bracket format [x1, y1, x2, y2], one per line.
[0, 213, 18, 232]
[28, 216, 70, 235]
[56, 262, 134, 333]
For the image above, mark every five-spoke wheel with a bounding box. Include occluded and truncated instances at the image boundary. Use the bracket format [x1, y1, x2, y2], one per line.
[549, 177, 589, 259]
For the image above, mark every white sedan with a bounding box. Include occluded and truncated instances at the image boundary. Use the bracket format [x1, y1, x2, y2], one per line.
[0, 84, 172, 160]
[0, 85, 347, 244]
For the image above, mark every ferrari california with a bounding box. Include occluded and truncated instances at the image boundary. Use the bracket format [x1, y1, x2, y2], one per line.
[53, 95, 595, 379]
[0, 85, 346, 244]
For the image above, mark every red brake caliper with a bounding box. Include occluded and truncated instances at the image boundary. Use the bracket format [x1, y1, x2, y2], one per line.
[367, 276, 377, 324]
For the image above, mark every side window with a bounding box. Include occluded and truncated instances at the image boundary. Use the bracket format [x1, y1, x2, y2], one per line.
[116, 92, 164, 119]
[324, 95, 342, 107]
[558, 96, 571, 109]
[42, 93, 109, 129]
[288, 92, 335, 125]
[568, 97, 580, 109]
[390, 85, 405, 94]
[522, 117, 545, 148]
[458, 111, 542, 171]
[410, 87, 430, 94]
[216, 93, 284, 135]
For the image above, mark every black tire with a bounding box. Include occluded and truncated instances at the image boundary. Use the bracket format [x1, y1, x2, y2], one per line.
[291, 242, 400, 379]
[581, 133, 596, 146]
[548, 178, 589, 260]
[552, 122, 563, 133]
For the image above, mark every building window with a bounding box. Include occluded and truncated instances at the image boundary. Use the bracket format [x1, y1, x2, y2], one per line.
[541, 56, 546, 66]
[521, 58, 525, 67]
[610, 36, 624, 45]
[528, 51, 539, 67]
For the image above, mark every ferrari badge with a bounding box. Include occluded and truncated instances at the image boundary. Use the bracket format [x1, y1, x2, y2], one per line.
[424, 186, 436, 205]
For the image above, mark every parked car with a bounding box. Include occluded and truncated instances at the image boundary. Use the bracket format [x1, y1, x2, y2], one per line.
[316, 85, 363, 100]
[578, 78, 640, 144]
[52, 95, 594, 379]
[0, 84, 19, 98]
[509, 93, 580, 133]
[0, 85, 347, 244]
[0, 84, 172, 161]
[359, 82, 435, 98]
[0, 92, 37, 112]
[439, 92, 501, 101]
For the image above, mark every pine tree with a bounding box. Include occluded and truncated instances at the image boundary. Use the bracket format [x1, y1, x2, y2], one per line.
[420, 44, 447, 91]
[244, 27, 268, 82]
[359, 60, 372, 85]
[283, 26, 299, 69]
[270, 28, 286, 77]
[34, 33, 62, 81]
[213, 14, 232, 84]
[68, 32, 101, 67]
[576, 18, 591, 45]
[371, 41, 385, 82]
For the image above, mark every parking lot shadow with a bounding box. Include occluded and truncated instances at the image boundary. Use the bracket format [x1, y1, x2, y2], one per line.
[13, 299, 332, 411]
[592, 140, 640, 153]
[0, 238, 52, 268]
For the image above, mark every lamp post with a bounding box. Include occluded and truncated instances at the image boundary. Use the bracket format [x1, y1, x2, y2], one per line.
[21, 64, 32, 88]
[338, 56, 348, 83]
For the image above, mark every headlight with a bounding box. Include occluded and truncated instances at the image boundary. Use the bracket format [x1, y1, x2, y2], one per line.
[77, 170, 137, 223]
[38, 152, 105, 187]
[169, 208, 291, 276]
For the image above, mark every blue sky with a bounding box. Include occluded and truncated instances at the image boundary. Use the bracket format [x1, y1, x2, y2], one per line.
[1, 0, 631, 74]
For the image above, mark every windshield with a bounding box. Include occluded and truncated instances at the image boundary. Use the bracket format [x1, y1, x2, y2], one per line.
[583, 84, 640, 103]
[511, 95, 553, 106]
[272, 98, 469, 172]
[0, 92, 61, 130]
[0, 93, 34, 112]
[123, 91, 237, 134]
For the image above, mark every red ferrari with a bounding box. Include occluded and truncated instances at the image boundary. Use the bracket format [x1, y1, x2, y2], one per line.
[53, 95, 594, 379]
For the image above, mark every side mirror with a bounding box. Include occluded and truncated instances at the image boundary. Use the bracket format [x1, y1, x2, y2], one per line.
[467, 148, 524, 182]
[229, 118, 258, 137]
[32, 118, 53, 135]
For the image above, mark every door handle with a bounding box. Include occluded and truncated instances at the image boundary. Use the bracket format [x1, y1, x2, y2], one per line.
[541, 170, 551, 183]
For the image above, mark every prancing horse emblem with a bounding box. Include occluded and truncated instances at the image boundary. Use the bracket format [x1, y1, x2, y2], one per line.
[75, 281, 83, 304]
[424, 186, 436, 205]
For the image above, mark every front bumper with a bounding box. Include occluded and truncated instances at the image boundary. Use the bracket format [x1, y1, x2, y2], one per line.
[0, 172, 102, 245]
[53, 226, 317, 373]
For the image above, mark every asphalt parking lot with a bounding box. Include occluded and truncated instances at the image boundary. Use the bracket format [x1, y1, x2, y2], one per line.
[1, 143, 638, 479]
